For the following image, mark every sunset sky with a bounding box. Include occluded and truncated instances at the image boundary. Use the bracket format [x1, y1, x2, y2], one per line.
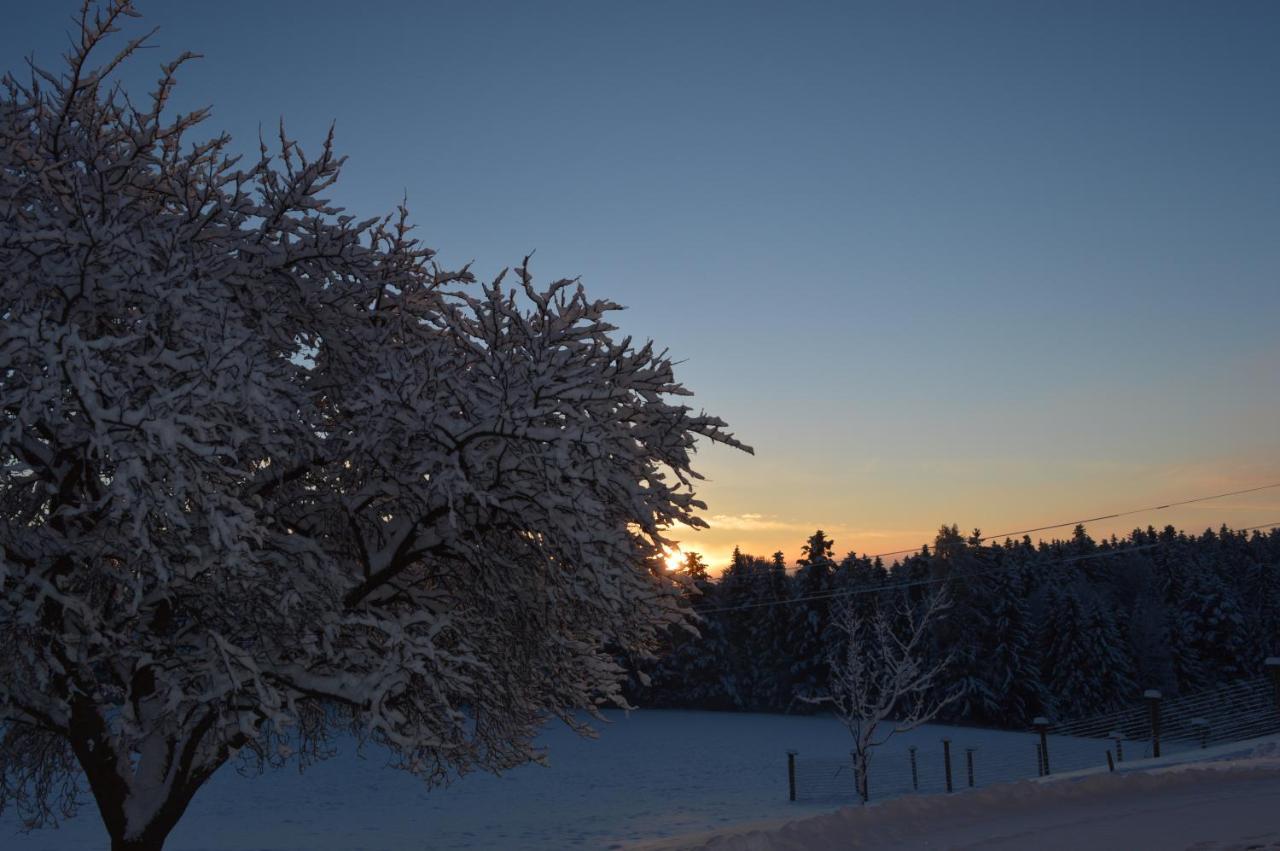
[8, 2, 1278, 569]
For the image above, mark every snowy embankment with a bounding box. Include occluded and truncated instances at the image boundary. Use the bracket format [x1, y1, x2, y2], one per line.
[632, 738, 1280, 851]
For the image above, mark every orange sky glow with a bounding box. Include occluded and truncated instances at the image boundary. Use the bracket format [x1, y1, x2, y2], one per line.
[668, 453, 1280, 574]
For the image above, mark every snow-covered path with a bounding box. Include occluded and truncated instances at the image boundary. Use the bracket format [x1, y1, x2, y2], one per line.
[632, 746, 1280, 850]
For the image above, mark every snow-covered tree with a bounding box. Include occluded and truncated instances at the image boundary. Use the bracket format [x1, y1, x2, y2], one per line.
[0, 5, 745, 849]
[716, 549, 791, 710]
[789, 530, 836, 705]
[813, 589, 959, 802]
[1179, 573, 1250, 684]
[644, 552, 731, 709]
[757, 551, 796, 710]
[1039, 586, 1136, 717]
[962, 557, 1045, 726]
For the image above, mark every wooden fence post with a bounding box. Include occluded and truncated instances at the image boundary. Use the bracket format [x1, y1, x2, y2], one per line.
[1144, 690, 1162, 758]
[1106, 750, 1115, 772]
[966, 748, 975, 788]
[1190, 718, 1210, 749]
[908, 746, 919, 791]
[787, 750, 796, 802]
[1266, 658, 1280, 712]
[1034, 717, 1051, 776]
[1108, 730, 1124, 763]
[942, 738, 953, 792]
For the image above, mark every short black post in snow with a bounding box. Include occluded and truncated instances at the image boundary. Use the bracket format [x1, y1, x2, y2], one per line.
[1144, 690, 1162, 759]
[1108, 730, 1124, 763]
[787, 750, 797, 802]
[1266, 657, 1280, 712]
[966, 747, 975, 788]
[1106, 750, 1115, 772]
[1036, 742, 1044, 777]
[1190, 718, 1210, 749]
[942, 738, 953, 792]
[909, 745, 919, 792]
[1033, 716, 1051, 776]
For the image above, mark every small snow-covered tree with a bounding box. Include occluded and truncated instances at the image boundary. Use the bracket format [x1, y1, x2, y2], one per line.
[0, 5, 746, 849]
[814, 589, 959, 802]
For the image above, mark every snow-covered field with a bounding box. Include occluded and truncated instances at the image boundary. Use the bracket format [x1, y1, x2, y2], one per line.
[3, 710, 1039, 850]
[5, 710, 1274, 850]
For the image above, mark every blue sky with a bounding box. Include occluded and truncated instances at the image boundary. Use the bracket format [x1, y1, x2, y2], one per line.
[7, 1, 1278, 565]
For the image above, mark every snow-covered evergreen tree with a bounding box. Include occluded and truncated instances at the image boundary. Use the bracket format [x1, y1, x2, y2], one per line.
[970, 557, 1045, 726]
[788, 530, 836, 706]
[758, 551, 796, 711]
[1240, 539, 1280, 661]
[716, 549, 765, 709]
[1180, 571, 1250, 684]
[636, 523, 1277, 722]
[1039, 586, 1136, 718]
[922, 526, 985, 721]
[645, 553, 730, 709]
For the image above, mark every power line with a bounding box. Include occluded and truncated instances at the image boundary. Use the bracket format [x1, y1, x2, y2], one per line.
[695, 480, 1280, 575]
[699, 544, 1153, 615]
[952, 482, 1280, 555]
[695, 518, 1280, 616]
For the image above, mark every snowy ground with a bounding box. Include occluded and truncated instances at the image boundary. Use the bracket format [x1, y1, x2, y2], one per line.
[631, 739, 1280, 850]
[3, 711, 1042, 850]
[5, 711, 1272, 850]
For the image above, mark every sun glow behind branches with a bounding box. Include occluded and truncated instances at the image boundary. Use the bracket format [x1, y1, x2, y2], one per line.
[661, 545, 722, 572]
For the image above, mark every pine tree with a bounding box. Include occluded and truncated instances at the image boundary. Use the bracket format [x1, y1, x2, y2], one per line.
[637, 523, 1275, 725]
[789, 531, 836, 706]
[1039, 586, 1136, 718]
[756, 551, 796, 711]
[973, 558, 1045, 726]
[717, 549, 768, 709]
[647, 552, 731, 708]
[923, 526, 988, 722]
[1180, 572, 1249, 683]
[1127, 585, 1178, 695]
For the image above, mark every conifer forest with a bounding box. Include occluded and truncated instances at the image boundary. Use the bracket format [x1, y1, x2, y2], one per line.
[631, 524, 1280, 728]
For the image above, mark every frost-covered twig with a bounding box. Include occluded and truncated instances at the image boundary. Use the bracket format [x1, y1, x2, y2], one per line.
[807, 589, 960, 801]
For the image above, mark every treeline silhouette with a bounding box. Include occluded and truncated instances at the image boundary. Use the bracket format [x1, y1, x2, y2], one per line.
[628, 523, 1280, 727]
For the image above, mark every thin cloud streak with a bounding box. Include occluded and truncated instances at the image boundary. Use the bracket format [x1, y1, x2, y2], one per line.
[695, 513, 934, 540]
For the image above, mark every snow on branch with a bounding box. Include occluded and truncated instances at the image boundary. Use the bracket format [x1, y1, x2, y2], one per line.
[808, 588, 961, 801]
[0, 2, 748, 844]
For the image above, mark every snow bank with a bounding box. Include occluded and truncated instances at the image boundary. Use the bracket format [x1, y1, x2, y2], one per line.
[630, 738, 1280, 850]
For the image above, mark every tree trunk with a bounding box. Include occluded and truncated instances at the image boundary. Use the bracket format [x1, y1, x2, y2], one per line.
[101, 797, 182, 851]
[70, 707, 233, 851]
[98, 777, 204, 851]
[111, 832, 170, 851]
